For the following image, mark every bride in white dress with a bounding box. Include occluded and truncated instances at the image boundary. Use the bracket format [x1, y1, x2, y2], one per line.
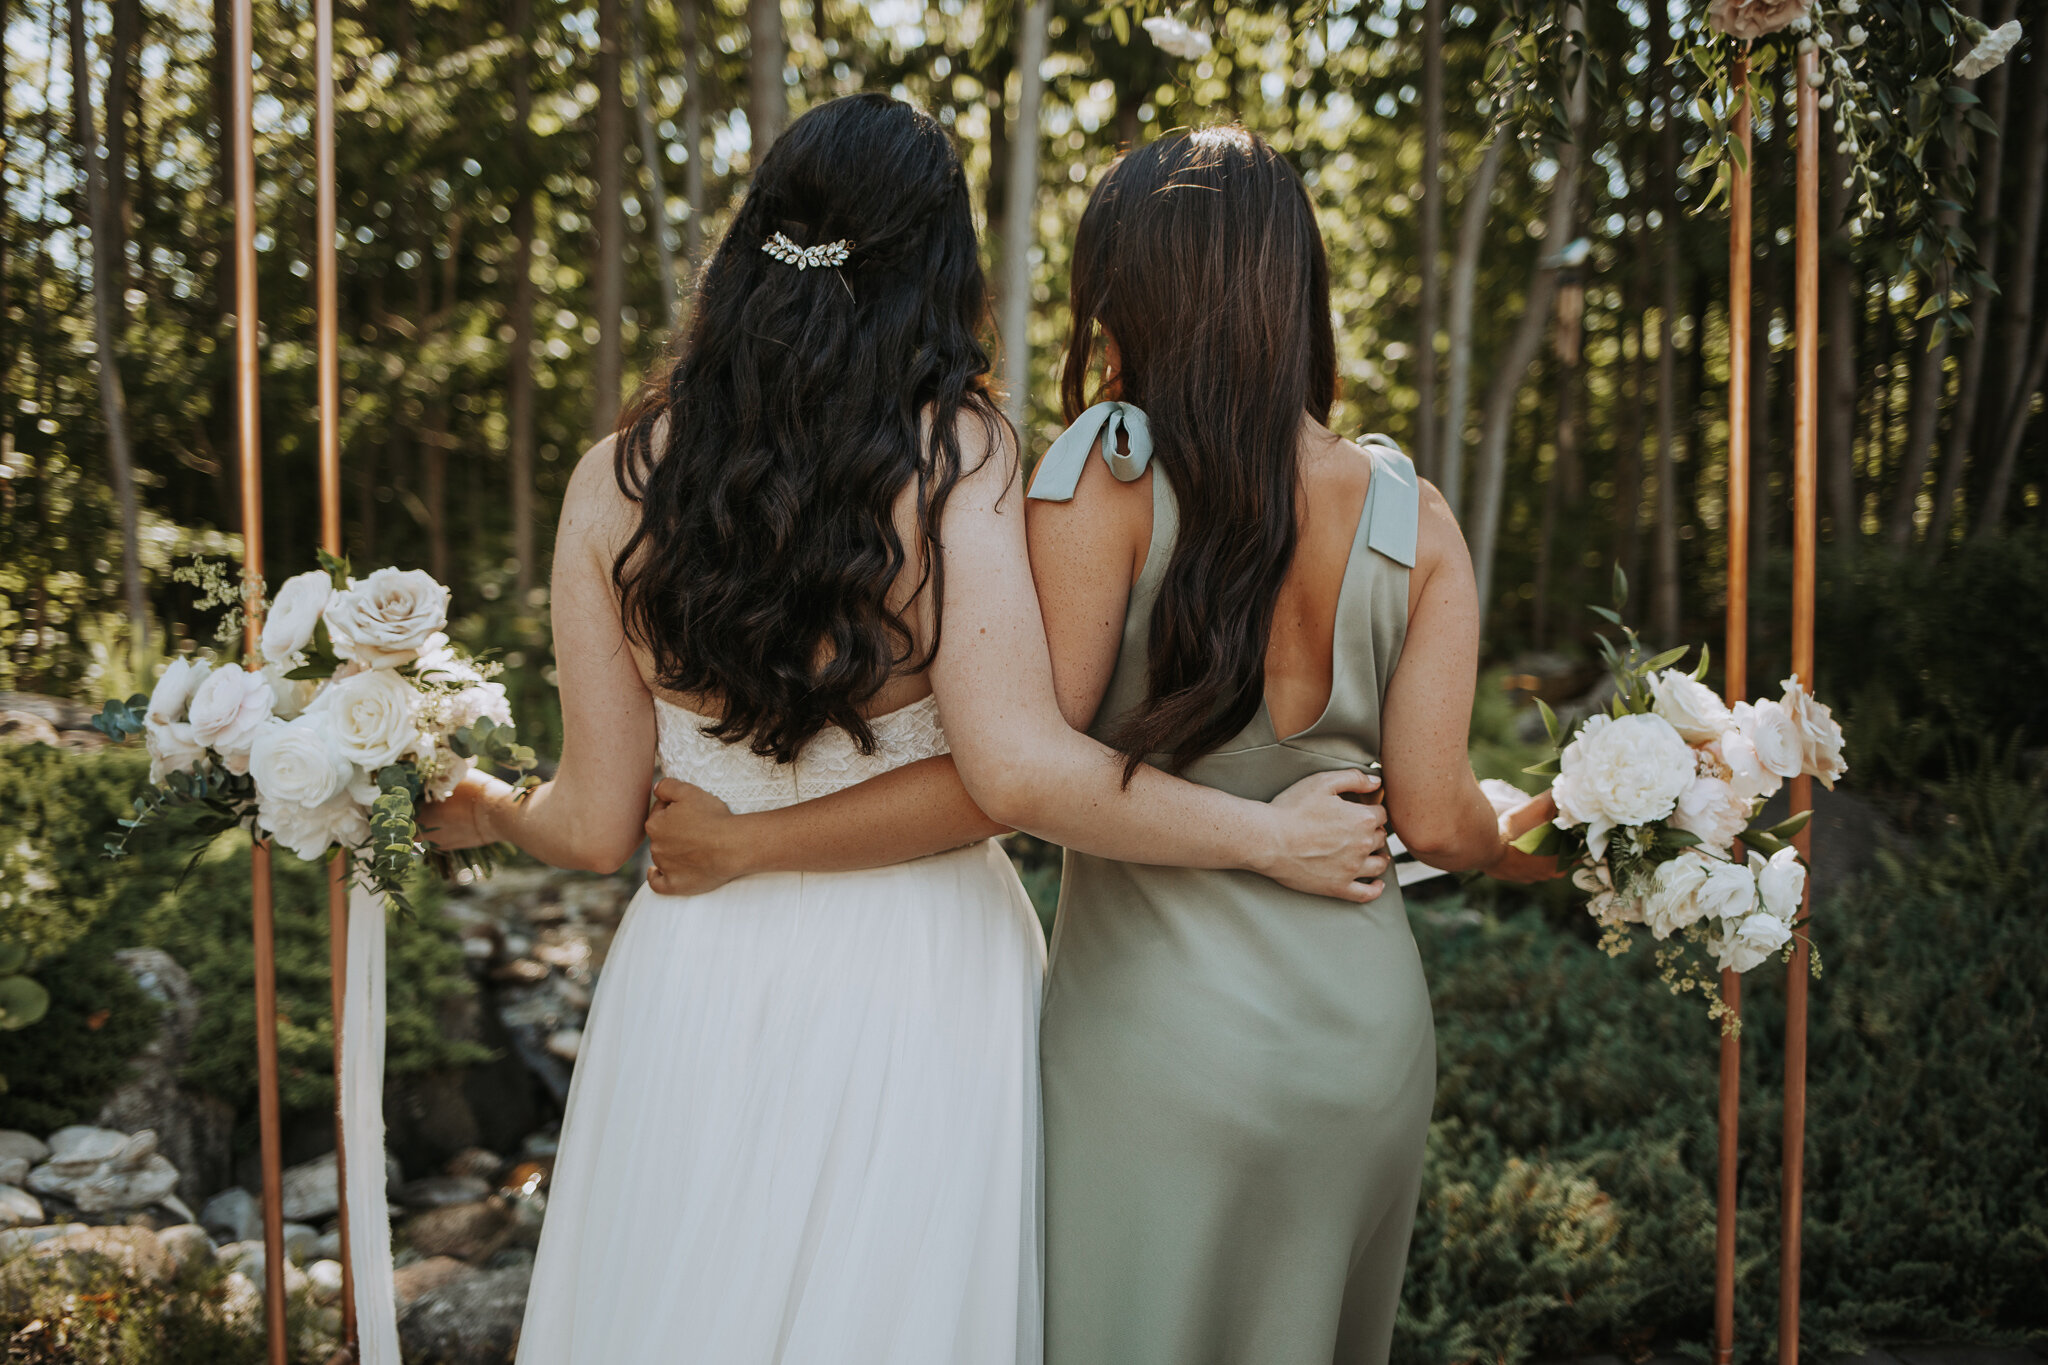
[427, 94, 1390, 1365]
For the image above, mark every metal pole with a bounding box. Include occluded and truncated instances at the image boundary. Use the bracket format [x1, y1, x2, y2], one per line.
[1782, 46, 1822, 1365]
[1716, 53, 1752, 1365]
[231, 0, 287, 1350]
[314, 0, 357, 1352]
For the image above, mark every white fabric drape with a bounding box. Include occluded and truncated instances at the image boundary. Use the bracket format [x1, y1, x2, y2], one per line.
[342, 877, 401, 1364]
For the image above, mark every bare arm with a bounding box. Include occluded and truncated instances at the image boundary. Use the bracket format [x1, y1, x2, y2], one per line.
[424, 439, 656, 874]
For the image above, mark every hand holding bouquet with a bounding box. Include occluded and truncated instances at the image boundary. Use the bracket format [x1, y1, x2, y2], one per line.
[93, 554, 537, 906]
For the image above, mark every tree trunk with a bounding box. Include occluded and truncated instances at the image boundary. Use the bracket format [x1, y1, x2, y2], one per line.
[1615, 272, 1646, 594]
[1437, 127, 1508, 516]
[593, 0, 626, 436]
[68, 0, 148, 647]
[1414, 0, 1444, 480]
[748, 0, 784, 156]
[1976, 39, 2048, 535]
[1469, 20, 1587, 623]
[1887, 305, 1949, 547]
[1928, 0, 2018, 550]
[1821, 139, 1860, 541]
[631, 0, 681, 331]
[509, 0, 539, 596]
[1978, 312, 2048, 532]
[108, 0, 139, 280]
[681, 0, 705, 263]
[1001, 0, 1050, 432]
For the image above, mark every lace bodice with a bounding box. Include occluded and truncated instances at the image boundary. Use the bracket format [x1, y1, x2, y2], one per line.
[655, 695, 950, 814]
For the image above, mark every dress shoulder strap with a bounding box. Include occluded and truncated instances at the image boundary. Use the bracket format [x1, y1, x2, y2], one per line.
[1026, 400, 1154, 501]
[1357, 433, 1419, 569]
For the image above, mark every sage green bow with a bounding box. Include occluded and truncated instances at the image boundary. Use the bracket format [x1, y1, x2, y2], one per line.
[1027, 400, 1153, 501]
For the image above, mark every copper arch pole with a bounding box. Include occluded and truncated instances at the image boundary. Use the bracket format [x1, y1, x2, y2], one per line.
[1781, 46, 1823, 1365]
[1715, 52, 1752, 1365]
[314, 0, 358, 1353]
[231, 0, 289, 1352]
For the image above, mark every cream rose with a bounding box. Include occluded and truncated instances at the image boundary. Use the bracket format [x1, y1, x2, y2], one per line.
[147, 656, 210, 726]
[1552, 712, 1696, 858]
[1642, 851, 1711, 939]
[1708, 730, 1783, 803]
[1779, 675, 1847, 790]
[146, 720, 208, 784]
[258, 789, 370, 863]
[1694, 852, 1759, 926]
[1650, 669, 1733, 744]
[323, 568, 450, 669]
[248, 715, 354, 809]
[313, 667, 421, 772]
[260, 570, 333, 664]
[1751, 845, 1807, 923]
[1734, 699, 1803, 780]
[187, 666, 275, 774]
[1715, 910, 1793, 973]
[1709, 0, 1812, 39]
[1670, 774, 1749, 854]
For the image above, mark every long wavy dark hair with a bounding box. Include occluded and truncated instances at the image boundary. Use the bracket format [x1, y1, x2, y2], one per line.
[1060, 125, 1338, 778]
[612, 93, 1000, 763]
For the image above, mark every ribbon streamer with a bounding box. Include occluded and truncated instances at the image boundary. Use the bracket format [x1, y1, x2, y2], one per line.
[342, 876, 400, 1363]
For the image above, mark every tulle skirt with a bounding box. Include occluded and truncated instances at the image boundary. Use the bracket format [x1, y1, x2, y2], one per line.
[514, 840, 1046, 1365]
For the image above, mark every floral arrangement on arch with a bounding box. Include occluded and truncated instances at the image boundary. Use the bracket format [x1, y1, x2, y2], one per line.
[1511, 572, 1846, 1029]
[92, 554, 536, 907]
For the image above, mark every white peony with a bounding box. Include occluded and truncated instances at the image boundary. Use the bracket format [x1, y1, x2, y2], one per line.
[323, 568, 450, 669]
[1734, 698, 1803, 780]
[1141, 14, 1213, 59]
[312, 667, 421, 772]
[248, 716, 354, 809]
[147, 656, 210, 726]
[1751, 845, 1807, 922]
[1956, 19, 2022, 79]
[1779, 675, 1847, 789]
[1642, 850, 1712, 939]
[1714, 910, 1793, 973]
[1573, 860, 1643, 926]
[447, 682, 513, 732]
[1671, 774, 1750, 854]
[1708, 729, 1783, 803]
[186, 666, 275, 774]
[1650, 669, 1733, 744]
[1551, 712, 1697, 858]
[258, 789, 370, 863]
[260, 570, 333, 665]
[413, 634, 481, 685]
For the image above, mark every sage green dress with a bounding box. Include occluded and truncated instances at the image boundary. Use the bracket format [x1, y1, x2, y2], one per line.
[1032, 402, 1435, 1365]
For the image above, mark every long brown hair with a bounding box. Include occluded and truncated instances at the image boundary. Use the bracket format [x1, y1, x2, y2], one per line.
[1060, 125, 1338, 777]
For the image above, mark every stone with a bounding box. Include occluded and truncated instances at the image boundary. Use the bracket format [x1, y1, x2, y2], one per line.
[25, 1224, 173, 1285]
[0, 1225, 81, 1261]
[0, 1132, 48, 1167]
[544, 1028, 582, 1062]
[219, 1269, 262, 1324]
[0, 1186, 41, 1229]
[393, 1254, 476, 1305]
[281, 1149, 402, 1223]
[96, 949, 238, 1204]
[201, 1186, 262, 1243]
[282, 1220, 320, 1262]
[402, 1196, 518, 1263]
[307, 1257, 346, 1305]
[217, 1240, 309, 1297]
[26, 1126, 181, 1213]
[311, 1227, 343, 1262]
[156, 1222, 214, 1273]
[0, 711, 61, 747]
[400, 1175, 495, 1210]
[445, 1147, 505, 1182]
[398, 1261, 532, 1365]
[0, 1158, 28, 1187]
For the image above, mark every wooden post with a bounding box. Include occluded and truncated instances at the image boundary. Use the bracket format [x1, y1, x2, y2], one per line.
[1716, 52, 1752, 1365]
[1781, 46, 1823, 1365]
[314, 0, 357, 1353]
[231, 0, 287, 1350]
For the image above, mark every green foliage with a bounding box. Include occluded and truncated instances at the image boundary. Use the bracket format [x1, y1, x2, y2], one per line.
[0, 1250, 337, 1364]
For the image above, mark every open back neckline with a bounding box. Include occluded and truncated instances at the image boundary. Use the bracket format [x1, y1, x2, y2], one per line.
[1259, 453, 1378, 745]
[654, 690, 940, 730]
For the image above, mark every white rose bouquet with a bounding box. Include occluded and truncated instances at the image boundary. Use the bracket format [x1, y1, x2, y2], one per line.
[1509, 571, 1846, 1028]
[90, 553, 536, 907]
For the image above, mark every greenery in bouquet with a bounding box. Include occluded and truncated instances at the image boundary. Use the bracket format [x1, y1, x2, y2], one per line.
[1513, 572, 1846, 1029]
[89, 552, 537, 912]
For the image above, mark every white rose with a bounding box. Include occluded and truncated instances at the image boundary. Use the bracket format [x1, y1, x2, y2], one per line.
[1750, 845, 1807, 923]
[146, 721, 208, 785]
[1779, 675, 1847, 790]
[186, 665, 275, 774]
[248, 716, 354, 809]
[1709, 730, 1783, 803]
[447, 682, 513, 732]
[1650, 669, 1733, 744]
[313, 668, 421, 772]
[1551, 713, 1696, 858]
[1642, 850, 1712, 939]
[260, 570, 333, 665]
[1140, 14, 1212, 59]
[258, 790, 370, 863]
[1670, 774, 1750, 855]
[262, 661, 317, 721]
[1734, 698, 1803, 780]
[1714, 910, 1793, 973]
[1695, 852, 1760, 926]
[323, 568, 450, 669]
[147, 656, 210, 726]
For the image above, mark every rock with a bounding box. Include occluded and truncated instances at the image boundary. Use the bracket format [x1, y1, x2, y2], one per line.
[0, 1186, 41, 1229]
[219, 1269, 262, 1324]
[400, 1175, 494, 1210]
[26, 1126, 181, 1213]
[0, 1224, 84, 1261]
[311, 1227, 343, 1261]
[201, 1186, 262, 1243]
[282, 1220, 320, 1262]
[519, 1130, 559, 1160]
[217, 1240, 310, 1297]
[398, 1262, 532, 1365]
[156, 1222, 214, 1273]
[97, 949, 238, 1204]
[402, 1197, 518, 1263]
[544, 1028, 582, 1062]
[0, 711, 61, 747]
[393, 1254, 476, 1305]
[25, 1224, 173, 1285]
[445, 1147, 505, 1182]
[307, 1257, 346, 1305]
[0, 1158, 28, 1187]
[281, 1149, 403, 1223]
[0, 1133, 50, 1167]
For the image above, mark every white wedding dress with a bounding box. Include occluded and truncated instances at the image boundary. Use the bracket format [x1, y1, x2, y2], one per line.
[514, 695, 1046, 1365]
